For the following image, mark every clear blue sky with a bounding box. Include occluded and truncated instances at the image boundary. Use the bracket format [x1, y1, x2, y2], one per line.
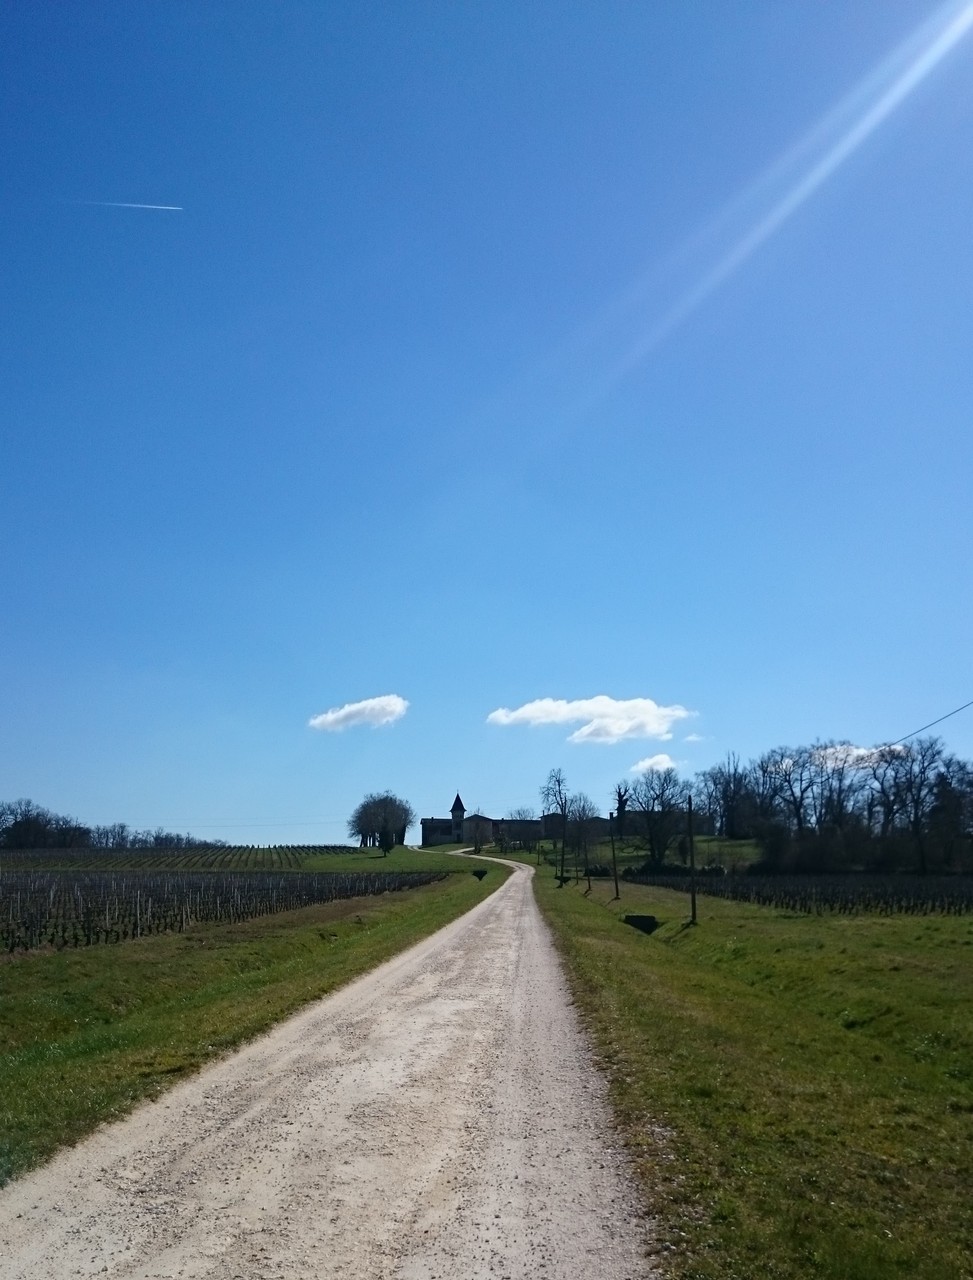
[3, 1, 972, 843]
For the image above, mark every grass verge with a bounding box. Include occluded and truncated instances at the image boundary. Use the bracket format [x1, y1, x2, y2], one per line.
[0, 863, 508, 1186]
[528, 869, 972, 1280]
[299, 845, 475, 873]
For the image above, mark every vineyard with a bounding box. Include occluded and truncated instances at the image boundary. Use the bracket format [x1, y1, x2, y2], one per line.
[624, 871, 973, 914]
[0, 868, 446, 952]
[0, 844, 355, 871]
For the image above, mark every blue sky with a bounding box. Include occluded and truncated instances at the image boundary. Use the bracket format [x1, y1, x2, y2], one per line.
[2, 1, 972, 843]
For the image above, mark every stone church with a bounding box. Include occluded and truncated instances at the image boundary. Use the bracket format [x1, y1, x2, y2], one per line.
[420, 794, 500, 847]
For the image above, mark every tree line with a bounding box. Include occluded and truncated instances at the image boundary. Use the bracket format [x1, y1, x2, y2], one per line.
[692, 737, 971, 874]
[529, 735, 972, 876]
[0, 798, 227, 851]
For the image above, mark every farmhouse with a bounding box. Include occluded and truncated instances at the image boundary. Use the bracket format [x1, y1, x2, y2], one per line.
[421, 793, 713, 850]
[420, 794, 503, 847]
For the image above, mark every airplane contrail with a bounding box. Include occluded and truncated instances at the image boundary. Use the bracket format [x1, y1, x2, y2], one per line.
[76, 201, 183, 211]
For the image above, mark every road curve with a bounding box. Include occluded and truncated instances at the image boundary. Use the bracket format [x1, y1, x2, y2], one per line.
[0, 859, 656, 1279]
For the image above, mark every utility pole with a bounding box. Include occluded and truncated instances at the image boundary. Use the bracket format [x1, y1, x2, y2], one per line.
[609, 811, 620, 900]
[687, 794, 698, 925]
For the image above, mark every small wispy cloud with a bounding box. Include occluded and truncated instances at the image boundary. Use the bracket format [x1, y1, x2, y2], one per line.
[630, 753, 677, 774]
[308, 694, 408, 732]
[487, 695, 693, 745]
[685, 732, 705, 743]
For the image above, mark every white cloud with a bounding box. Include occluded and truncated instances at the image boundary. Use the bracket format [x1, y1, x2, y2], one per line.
[486, 695, 693, 745]
[629, 753, 677, 774]
[684, 732, 705, 743]
[812, 742, 904, 768]
[308, 694, 409, 732]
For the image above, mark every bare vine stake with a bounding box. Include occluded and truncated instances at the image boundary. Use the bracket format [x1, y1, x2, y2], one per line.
[687, 795, 697, 926]
[609, 811, 620, 901]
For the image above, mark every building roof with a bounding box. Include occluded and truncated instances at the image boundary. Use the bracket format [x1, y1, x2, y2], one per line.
[451, 793, 465, 813]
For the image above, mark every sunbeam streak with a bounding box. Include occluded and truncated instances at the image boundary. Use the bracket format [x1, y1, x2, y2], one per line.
[615, 0, 973, 373]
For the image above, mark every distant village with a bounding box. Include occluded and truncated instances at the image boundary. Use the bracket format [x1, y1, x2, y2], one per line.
[421, 793, 615, 848]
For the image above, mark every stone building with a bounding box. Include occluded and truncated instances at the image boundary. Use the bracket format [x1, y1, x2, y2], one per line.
[420, 793, 467, 847]
[420, 794, 503, 847]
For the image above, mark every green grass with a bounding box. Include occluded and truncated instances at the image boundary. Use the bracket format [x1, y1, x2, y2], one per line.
[531, 835, 763, 877]
[527, 867, 973, 1280]
[0, 862, 508, 1186]
[298, 845, 474, 873]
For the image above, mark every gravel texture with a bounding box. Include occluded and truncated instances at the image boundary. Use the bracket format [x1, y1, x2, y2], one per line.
[0, 858, 657, 1279]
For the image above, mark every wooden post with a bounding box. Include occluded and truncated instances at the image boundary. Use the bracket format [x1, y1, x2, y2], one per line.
[609, 811, 620, 900]
[688, 794, 697, 925]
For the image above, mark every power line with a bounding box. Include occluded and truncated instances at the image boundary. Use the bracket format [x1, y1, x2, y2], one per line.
[888, 697, 973, 747]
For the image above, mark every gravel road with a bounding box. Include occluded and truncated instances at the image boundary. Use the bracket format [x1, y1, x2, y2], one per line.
[0, 858, 656, 1279]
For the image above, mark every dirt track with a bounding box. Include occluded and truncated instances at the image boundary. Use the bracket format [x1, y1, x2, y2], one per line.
[0, 858, 656, 1279]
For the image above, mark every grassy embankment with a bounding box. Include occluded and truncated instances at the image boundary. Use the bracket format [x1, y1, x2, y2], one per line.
[0, 848, 504, 1186]
[301, 845, 471, 872]
[527, 857, 972, 1280]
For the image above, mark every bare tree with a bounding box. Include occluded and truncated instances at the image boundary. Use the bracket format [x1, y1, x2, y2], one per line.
[0, 799, 87, 849]
[720, 753, 753, 839]
[568, 792, 599, 887]
[85, 821, 131, 849]
[747, 752, 785, 823]
[693, 766, 725, 836]
[506, 806, 539, 857]
[1, 801, 222, 852]
[631, 766, 688, 866]
[808, 742, 868, 832]
[1, 799, 54, 848]
[767, 746, 815, 832]
[612, 782, 631, 839]
[897, 737, 945, 875]
[928, 756, 973, 872]
[540, 768, 570, 879]
[694, 754, 753, 839]
[48, 812, 92, 847]
[867, 745, 908, 839]
[470, 812, 489, 856]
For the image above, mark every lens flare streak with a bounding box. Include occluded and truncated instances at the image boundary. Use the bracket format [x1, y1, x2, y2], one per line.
[618, 0, 973, 369]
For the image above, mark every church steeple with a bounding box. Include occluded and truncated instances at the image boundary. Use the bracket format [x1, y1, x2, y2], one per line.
[450, 793, 465, 841]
